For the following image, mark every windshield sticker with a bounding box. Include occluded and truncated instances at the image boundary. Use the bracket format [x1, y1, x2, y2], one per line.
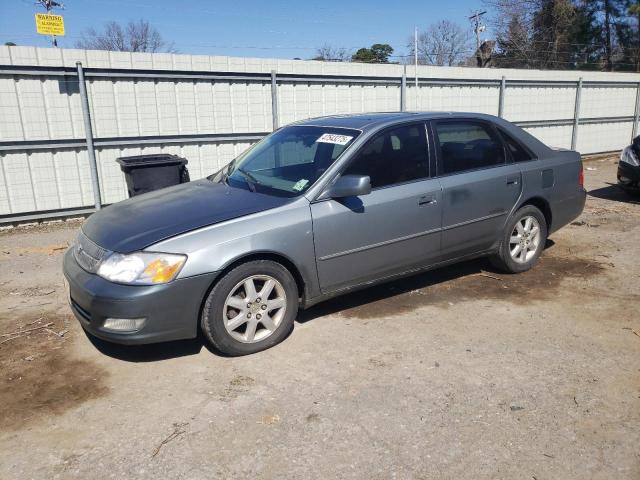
[316, 133, 353, 145]
[292, 179, 309, 192]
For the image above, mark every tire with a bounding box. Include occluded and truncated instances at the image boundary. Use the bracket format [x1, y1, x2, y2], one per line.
[201, 260, 298, 356]
[489, 205, 548, 274]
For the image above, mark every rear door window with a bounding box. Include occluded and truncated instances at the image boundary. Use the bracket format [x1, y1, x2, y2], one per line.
[499, 130, 534, 163]
[434, 121, 506, 175]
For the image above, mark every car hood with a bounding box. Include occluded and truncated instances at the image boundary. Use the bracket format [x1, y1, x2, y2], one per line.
[81, 179, 292, 253]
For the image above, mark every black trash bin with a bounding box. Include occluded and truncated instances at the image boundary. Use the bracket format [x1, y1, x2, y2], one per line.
[116, 154, 190, 197]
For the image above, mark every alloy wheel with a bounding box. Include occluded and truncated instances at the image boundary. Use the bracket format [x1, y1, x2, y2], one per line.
[509, 215, 541, 264]
[222, 275, 287, 343]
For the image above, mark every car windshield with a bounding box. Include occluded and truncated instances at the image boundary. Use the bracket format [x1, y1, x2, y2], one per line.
[211, 126, 360, 196]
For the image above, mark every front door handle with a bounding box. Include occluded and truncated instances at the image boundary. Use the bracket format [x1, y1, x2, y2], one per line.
[418, 195, 437, 206]
[506, 175, 519, 186]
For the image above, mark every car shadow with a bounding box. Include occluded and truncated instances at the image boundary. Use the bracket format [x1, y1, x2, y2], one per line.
[588, 183, 640, 205]
[84, 329, 213, 362]
[84, 318, 295, 362]
[86, 241, 556, 361]
[297, 239, 556, 324]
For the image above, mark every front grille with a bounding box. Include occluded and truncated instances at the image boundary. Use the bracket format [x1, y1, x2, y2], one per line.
[73, 231, 110, 273]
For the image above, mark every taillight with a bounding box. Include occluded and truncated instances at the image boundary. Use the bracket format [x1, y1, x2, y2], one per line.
[578, 164, 584, 188]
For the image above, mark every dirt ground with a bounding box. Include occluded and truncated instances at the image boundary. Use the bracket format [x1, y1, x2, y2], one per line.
[0, 156, 638, 479]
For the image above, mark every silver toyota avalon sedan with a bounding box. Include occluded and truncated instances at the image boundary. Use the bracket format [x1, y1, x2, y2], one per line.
[63, 112, 586, 355]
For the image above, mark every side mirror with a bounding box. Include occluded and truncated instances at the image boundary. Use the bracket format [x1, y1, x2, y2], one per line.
[325, 174, 371, 198]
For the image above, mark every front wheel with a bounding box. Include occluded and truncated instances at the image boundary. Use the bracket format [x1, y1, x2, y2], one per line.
[201, 260, 298, 356]
[490, 205, 548, 273]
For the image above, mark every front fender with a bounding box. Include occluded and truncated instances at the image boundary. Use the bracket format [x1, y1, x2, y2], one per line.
[148, 200, 321, 300]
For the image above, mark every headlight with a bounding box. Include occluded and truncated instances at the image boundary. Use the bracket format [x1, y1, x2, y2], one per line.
[620, 146, 639, 167]
[97, 252, 187, 285]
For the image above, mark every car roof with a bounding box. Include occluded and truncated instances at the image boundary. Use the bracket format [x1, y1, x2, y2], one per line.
[291, 111, 553, 156]
[291, 111, 504, 131]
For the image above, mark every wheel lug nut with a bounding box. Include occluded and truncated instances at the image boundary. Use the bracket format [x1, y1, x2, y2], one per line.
[261, 304, 267, 310]
[247, 313, 251, 318]
[256, 314, 262, 320]
[247, 303, 252, 308]
[256, 297, 261, 303]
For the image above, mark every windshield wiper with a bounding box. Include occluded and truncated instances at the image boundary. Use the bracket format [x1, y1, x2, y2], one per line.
[211, 160, 235, 184]
[236, 168, 258, 192]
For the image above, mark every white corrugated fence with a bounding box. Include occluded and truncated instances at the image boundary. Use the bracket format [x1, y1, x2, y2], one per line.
[1, 45, 639, 222]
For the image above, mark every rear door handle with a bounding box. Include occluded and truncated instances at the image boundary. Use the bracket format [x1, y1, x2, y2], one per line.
[418, 195, 437, 206]
[506, 175, 519, 186]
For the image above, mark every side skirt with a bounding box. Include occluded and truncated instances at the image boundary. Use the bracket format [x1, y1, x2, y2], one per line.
[300, 248, 497, 309]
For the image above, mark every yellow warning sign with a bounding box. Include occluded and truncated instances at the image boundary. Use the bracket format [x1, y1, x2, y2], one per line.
[35, 13, 65, 36]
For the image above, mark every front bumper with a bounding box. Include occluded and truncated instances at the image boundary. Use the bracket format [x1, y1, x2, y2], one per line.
[618, 161, 640, 191]
[63, 248, 218, 345]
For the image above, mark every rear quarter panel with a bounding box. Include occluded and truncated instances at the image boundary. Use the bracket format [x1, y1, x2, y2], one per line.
[519, 149, 586, 234]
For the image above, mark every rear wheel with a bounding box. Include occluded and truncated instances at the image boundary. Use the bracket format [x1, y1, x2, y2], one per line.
[201, 260, 298, 356]
[490, 205, 548, 273]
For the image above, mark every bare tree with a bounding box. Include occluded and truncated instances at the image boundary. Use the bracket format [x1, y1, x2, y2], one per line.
[75, 20, 174, 53]
[408, 20, 472, 66]
[484, 0, 577, 69]
[313, 44, 352, 61]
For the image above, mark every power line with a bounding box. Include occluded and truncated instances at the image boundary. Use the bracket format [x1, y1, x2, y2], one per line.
[4, 32, 635, 67]
[4, 33, 637, 68]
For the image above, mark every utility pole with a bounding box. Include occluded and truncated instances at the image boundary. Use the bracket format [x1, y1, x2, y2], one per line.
[469, 10, 487, 51]
[603, 0, 613, 71]
[36, 0, 63, 47]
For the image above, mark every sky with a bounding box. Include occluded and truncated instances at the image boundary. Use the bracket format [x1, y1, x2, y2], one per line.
[0, 0, 491, 59]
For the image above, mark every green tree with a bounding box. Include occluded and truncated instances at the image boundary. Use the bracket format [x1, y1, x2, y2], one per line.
[531, 0, 577, 69]
[495, 11, 534, 68]
[352, 44, 394, 63]
[599, 0, 628, 70]
[491, 0, 578, 69]
[486, 0, 638, 70]
[574, 0, 633, 71]
[570, 2, 603, 70]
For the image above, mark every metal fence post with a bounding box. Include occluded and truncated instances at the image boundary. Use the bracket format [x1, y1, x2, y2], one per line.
[270, 70, 279, 130]
[76, 62, 101, 210]
[632, 82, 640, 140]
[571, 77, 583, 151]
[400, 66, 407, 112]
[498, 76, 506, 118]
